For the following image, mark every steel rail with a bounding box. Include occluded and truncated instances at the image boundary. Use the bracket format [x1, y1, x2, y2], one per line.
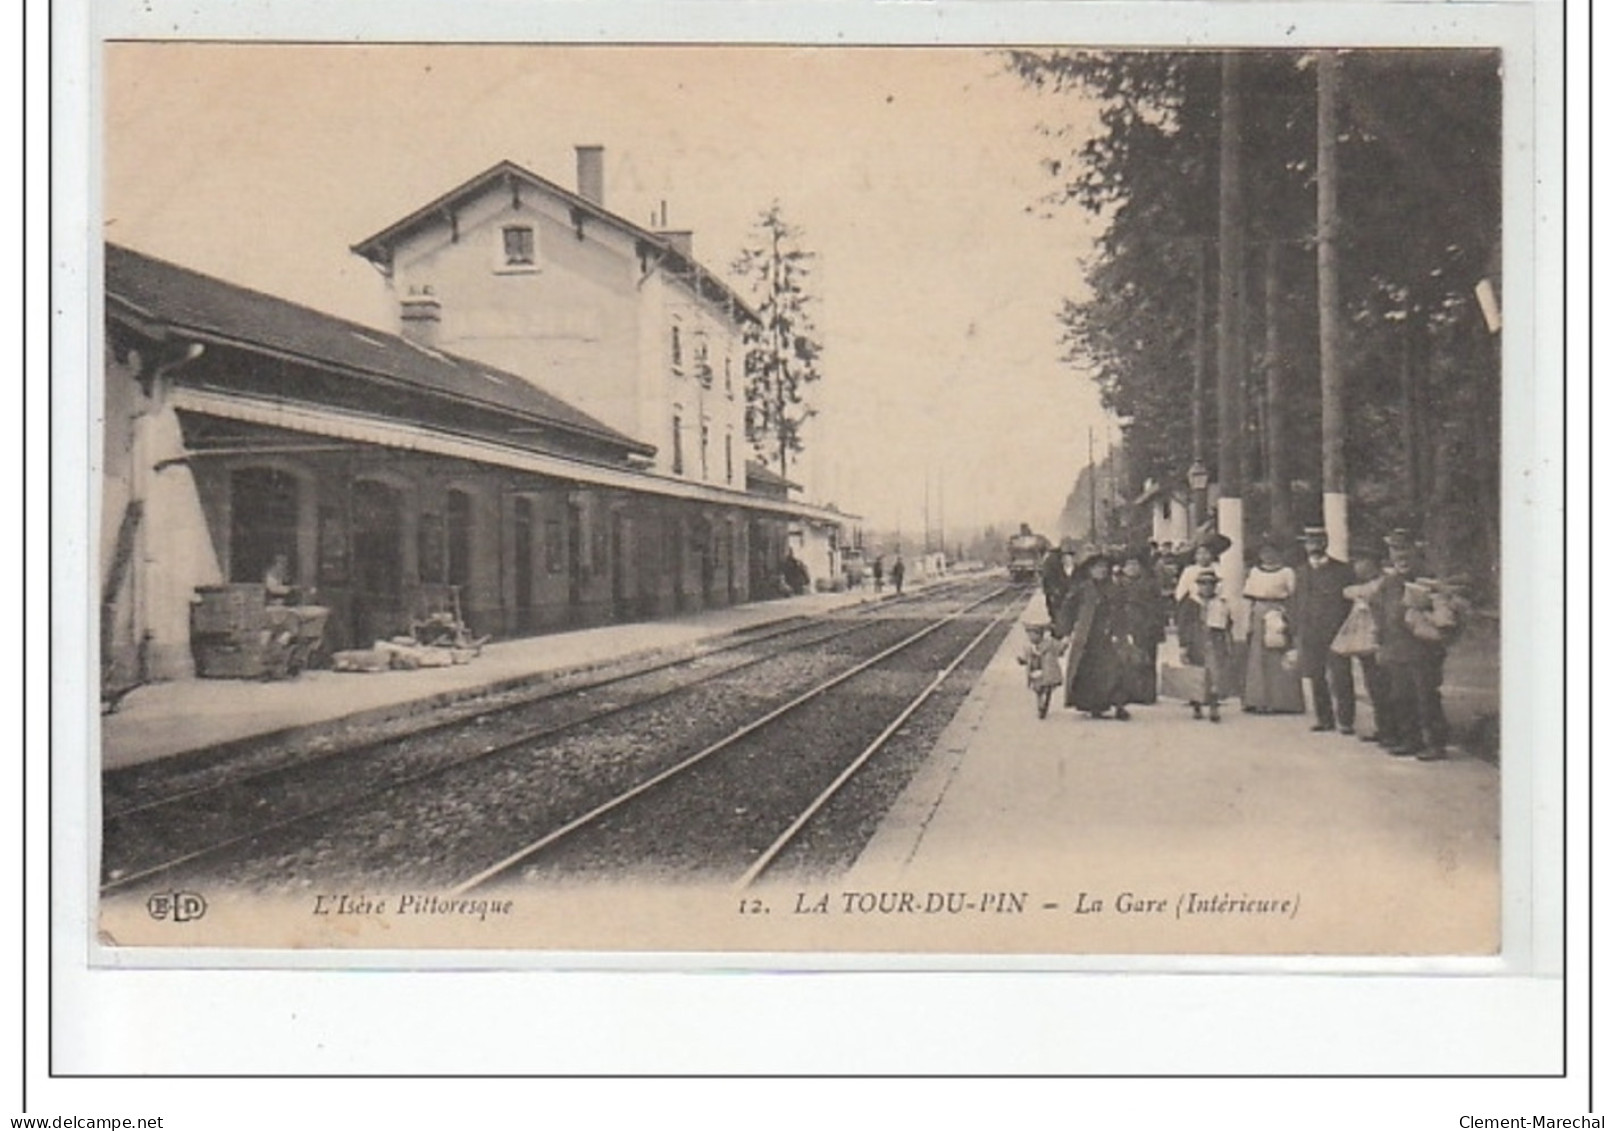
[100, 579, 996, 895]
[733, 596, 1021, 889]
[448, 584, 1017, 895]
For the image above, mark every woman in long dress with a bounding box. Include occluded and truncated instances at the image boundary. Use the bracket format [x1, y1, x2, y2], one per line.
[1116, 547, 1165, 704]
[1053, 551, 1132, 720]
[1242, 538, 1306, 713]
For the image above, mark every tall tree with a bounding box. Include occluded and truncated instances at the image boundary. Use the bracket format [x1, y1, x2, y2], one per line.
[1010, 48, 1499, 591]
[731, 203, 824, 479]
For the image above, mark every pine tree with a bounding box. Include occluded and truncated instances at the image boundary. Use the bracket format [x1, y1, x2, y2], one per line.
[731, 202, 823, 479]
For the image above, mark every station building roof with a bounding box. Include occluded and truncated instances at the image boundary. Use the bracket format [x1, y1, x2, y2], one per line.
[105, 243, 852, 525]
[105, 242, 653, 460]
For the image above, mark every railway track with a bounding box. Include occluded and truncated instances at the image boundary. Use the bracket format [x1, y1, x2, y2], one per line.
[102, 577, 978, 820]
[452, 585, 1021, 892]
[100, 579, 1013, 894]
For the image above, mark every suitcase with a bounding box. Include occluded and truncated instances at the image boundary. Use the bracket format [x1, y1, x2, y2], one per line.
[1159, 662, 1209, 702]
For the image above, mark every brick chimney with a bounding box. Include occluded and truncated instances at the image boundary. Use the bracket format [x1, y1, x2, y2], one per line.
[400, 288, 442, 348]
[575, 145, 604, 206]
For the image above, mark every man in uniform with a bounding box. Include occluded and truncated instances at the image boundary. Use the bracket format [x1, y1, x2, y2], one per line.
[1290, 525, 1357, 735]
[1370, 530, 1451, 760]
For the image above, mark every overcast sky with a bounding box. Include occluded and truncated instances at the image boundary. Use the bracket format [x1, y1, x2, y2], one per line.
[105, 44, 1111, 540]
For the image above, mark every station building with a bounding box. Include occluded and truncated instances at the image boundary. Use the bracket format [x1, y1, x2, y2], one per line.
[102, 149, 851, 686]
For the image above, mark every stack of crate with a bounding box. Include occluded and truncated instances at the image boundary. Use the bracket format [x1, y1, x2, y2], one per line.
[190, 583, 276, 679]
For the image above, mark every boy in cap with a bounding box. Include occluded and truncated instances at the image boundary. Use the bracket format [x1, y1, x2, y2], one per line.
[1176, 568, 1232, 722]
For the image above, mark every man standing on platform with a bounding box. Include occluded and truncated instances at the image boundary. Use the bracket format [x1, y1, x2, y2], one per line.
[1343, 543, 1391, 744]
[1291, 525, 1356, 735]
[1370, 531, 1453, 761]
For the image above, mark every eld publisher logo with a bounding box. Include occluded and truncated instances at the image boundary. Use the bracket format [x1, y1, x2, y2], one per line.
[146, 891, 207, 923]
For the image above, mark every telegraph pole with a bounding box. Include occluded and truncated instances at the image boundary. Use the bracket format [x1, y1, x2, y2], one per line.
[923, 467, 931, 553]
[1217, 52, 1247, 597]
[1317, 49, 1349, 551]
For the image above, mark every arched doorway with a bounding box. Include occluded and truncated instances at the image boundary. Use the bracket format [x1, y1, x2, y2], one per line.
[229, 467, 300, 585]
[352, 479, 405, 644]
[513, 496, 535, 633]
[693, 514, 715, 608]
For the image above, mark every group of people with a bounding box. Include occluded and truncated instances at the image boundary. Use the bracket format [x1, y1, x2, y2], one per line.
[870, 554, 904, 595]
[1024, 525, 1464, 761]
[1033, 542, 1169, 722]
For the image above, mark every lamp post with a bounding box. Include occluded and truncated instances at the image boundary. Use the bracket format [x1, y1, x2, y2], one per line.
[1188, 459, 1209, 536]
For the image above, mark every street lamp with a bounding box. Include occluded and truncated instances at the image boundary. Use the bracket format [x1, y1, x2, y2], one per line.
[1188, 459, 1210, 535]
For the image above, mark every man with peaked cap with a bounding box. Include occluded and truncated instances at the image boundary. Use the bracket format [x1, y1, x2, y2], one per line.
[1369, 529, 1451, 759]
[1291, 525, 1358, 735]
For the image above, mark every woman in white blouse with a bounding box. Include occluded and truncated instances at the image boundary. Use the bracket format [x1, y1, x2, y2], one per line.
[1241, 537, 1306, 713]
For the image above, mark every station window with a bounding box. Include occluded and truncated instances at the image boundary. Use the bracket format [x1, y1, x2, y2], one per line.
[418, 512, 445, 585]
[502, 225, 536, 268]
[671, 414, 684, 476]
[317, 504, 348, 586]
[694, 335, 711, 388]
[724, 356, 733, 398]
[670, 325, 683, 372]
[700, 422, 710, 480]
[725, 434, 734, 484]
[544, 519, 564, 573]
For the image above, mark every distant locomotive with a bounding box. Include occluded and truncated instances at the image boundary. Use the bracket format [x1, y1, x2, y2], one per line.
[1006, 525, 1051, 583]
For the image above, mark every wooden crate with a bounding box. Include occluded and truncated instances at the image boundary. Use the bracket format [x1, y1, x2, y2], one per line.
[194, 640, 270, 680]
[191, 584, 268, 637]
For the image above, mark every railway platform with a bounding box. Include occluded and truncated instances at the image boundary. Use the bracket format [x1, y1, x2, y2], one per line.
[846, 598, 1501, 954]
[101, 584, 895, 770]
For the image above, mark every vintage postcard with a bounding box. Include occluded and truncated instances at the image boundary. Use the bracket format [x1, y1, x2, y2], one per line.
[79, 9, 1553, 971]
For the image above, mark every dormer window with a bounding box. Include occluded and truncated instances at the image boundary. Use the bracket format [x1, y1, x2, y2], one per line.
[500, 225, 536, 270]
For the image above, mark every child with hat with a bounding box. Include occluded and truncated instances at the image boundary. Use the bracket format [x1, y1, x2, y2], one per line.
[1176, 568, 1232, 722]
[1018, 621, 1066, 719]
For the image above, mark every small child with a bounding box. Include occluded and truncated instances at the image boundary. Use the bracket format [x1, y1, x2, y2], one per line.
[1019, 621, 1066, 719]
[1175, 569, 1232, 722]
